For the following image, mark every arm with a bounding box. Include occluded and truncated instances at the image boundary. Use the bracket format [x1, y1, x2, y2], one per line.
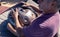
[13, 8, 24, 37]
[24, 3, 41, 14]
[7, 23, 18, 36]
[30, 5, 40, 14]
[12, 8, 23, 29]
[15, 16, 23, 29]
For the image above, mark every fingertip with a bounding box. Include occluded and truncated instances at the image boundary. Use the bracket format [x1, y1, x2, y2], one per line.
[12, 9, 15, 12]
[16, 8, 18, 12]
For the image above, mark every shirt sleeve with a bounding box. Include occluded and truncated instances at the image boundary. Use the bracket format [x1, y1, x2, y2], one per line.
[22, 13, 59, 37]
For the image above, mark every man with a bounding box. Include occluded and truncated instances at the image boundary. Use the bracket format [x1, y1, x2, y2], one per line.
[8, 0, 59, 37]
[7, 2, 40, 36]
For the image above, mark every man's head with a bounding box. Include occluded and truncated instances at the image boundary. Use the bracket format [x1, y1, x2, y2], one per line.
[38, 0, 57, 13]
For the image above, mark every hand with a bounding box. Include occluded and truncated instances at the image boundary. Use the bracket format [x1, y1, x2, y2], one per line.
[23, 3, 32, 7]
[12, 8, 19, 18]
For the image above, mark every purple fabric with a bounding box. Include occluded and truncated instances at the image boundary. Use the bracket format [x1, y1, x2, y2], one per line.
[22, 12, 59, 37]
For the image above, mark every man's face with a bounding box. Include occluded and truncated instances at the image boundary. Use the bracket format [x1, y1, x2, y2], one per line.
[38, 0, 56, 12]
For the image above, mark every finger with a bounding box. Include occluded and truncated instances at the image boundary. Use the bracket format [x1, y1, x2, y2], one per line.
[12, 9, 16, 14]
[25, 2, 28, 4]
[12, 9, 15, 13]
[21, 1, 25, 4]
[22, 5, 27, 7]
[12, 9, 16, 17]
[16, 8, 18, 12]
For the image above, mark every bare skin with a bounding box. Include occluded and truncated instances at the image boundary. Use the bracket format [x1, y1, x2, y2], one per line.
[23, 3, 41, 14]
[7, 0, 57, 36]
[7, 23, 18, 36]
[7, 3, 40, 37]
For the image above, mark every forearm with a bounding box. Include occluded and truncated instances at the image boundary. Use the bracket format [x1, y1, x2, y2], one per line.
[30, 5, 41, 14]
[12, 8, 24, 37]
[7, 23, 18, 36]
[15, 17, 23, 29]
[15, 17, 24, 37]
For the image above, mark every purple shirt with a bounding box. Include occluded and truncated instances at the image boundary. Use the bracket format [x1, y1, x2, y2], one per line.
[22, 12, 59, 37]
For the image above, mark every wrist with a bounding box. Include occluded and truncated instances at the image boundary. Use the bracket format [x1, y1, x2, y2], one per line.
[15, 16, 18, 20]
[15, 15, 18, 18]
